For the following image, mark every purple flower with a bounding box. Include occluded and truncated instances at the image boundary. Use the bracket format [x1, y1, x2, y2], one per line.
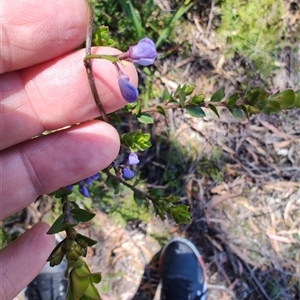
[128, 38, 157, 66]
[83, 173, 100, 186]
[125, 153, 140, 165]
[79, 184, 90, 198]
[65, 173, 99, 198]
[122, 168, 135, 180]
[66, 185, 74, 191]
[118, 74, 139, 103]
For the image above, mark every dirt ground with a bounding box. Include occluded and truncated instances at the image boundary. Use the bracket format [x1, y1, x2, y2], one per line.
[86, 1, 300, 299]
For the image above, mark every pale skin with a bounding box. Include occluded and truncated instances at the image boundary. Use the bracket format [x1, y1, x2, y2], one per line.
[0, 0, 137, 299]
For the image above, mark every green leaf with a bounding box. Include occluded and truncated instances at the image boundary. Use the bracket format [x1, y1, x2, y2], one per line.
[105, 175, 120, 194]
[47, 240, 65, 267]
[156, 1, 194, 48]
[243, 81, 252, 96]
[241, 105, 249, 119]
[108, 113, 121, 124]
[71, 275, 89, 299]
[161, 88, 171, 102]
[133, 193, 145, 206]
[245, 105, 259, 114]
[265, 99, 281, 111]
[149, 188, 164, 197]
[170, 205, 191, 224]
[162, 195, 180, 203]
[47, 214, 78, 234]
[294, 89, 300, 108]
[82, 281, 101, 299]
[179, 91, 186, 107]
[70, 201, 80, 209]
[121, 131, 151, 152]
[271, 89, 295, 109]
[137, 113, 154, 124]
[188, 94, 205, 105]
[156, 105, 167, 116]
[211, 87, 225, 102]
[186, 107, 206, 118]
[76, 234, 97, 247]
[90, 273, 102, 284]
[208, 104, 220, 118]
[119, 0, 143, 39]
[229, 108, 243, 118]
[227, 92, 238, 108]
[245, 88, 261, 105]
[71, 208, 96, 222]
[130, 99, 141, 116]
[144, 0, 154, 22]
[92, 26, 115, 47]
[182, 84, 195, 95]
[50, 187, 72, 198]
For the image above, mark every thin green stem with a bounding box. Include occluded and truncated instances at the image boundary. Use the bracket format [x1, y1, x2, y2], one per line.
[140, 101, 227, 113]
[84, 54, 119, 63]
[114, 101, 227, 117]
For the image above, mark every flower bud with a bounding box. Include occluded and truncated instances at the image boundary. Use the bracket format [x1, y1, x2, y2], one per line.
[122, 168, 135, 180]
[83, 173, 99, 186]
[79, 184, 89, 198]
[118, 74, 139, 103]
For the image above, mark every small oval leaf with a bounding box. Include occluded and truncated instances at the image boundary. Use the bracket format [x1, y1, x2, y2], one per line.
[294, 89, 300, 108]
[137, 113, 154, 124]
[227, 93, 238, 108]
[211, 87, 225, 102]
[229, 108, 243, 118]
[275, 89, 295, 109]
[208, 104, 220, 118]
[47, 214, 78, 234]
[156, 105, 167, 116]
[189, 94, 205, 105]
[186, 107, 206, 118]
[71, 208, 96, 222]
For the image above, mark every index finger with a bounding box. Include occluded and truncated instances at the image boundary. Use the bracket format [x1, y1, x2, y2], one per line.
[1, 0, 87, 73]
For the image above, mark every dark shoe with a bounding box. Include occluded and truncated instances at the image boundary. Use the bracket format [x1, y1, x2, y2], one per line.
[159, 237, 207, 300]
[24, 235, 67, 300]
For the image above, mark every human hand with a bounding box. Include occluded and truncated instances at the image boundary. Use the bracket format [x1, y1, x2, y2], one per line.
[0, 0, 137, 299]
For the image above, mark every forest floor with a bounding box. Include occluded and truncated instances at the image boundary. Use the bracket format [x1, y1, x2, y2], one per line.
[86, 1, 300, 298]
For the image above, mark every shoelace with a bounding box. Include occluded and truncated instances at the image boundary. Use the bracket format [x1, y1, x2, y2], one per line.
[161, 278, 205, 300]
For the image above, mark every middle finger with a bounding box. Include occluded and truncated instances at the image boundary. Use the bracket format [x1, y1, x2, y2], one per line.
[0, 47, 138, 150]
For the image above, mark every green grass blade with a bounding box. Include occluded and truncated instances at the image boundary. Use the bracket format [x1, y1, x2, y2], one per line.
[143, 0, 154, 23]
[119, 0, 144, 39]
[156, 1, 194, 48]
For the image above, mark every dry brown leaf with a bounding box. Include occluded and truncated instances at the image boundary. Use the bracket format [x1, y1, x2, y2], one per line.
[266, 234, 298, 244]
[258, 118, 292, 139]
[207, 193, 241, 211]
[266, 227, 282, 258]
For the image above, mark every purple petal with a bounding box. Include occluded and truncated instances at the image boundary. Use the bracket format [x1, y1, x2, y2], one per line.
[84, 173, 99, 186]
[118, 74, 139, 103]
[79, 185, 90, 198]
[66, 185, 74, 191]
[129, 38, 157, 66]
[122, 168, 135, 180]
[126, 153, 140, 165]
